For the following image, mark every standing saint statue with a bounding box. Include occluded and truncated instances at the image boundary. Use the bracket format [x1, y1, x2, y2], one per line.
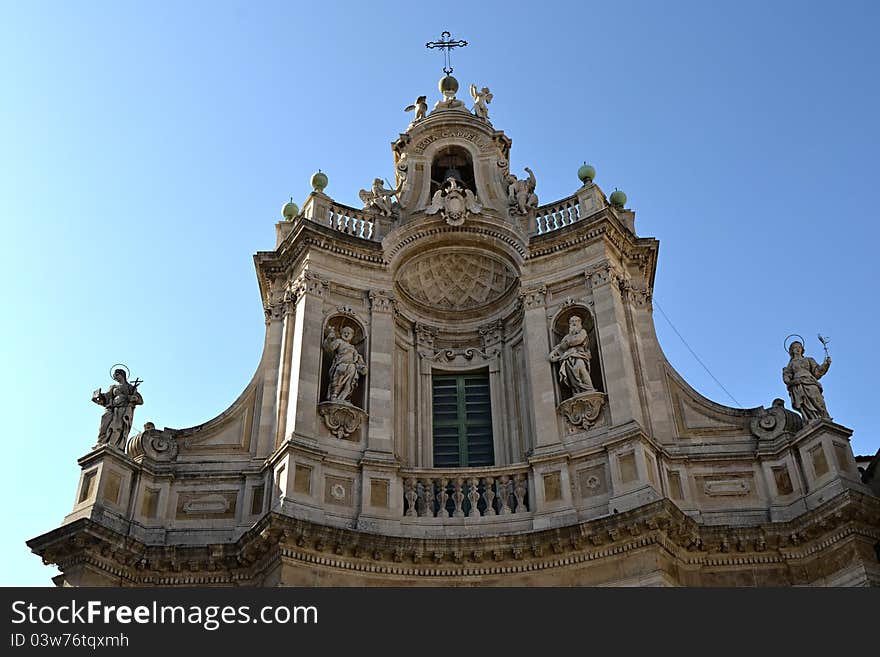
[323, 325, 367, 404]
[782, 340, 831, 422]
[92, 368, 143, 449]
[549, 315, 595, 394]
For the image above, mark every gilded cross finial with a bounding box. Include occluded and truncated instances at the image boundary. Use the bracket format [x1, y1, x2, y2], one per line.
[426, 30, 468, 75]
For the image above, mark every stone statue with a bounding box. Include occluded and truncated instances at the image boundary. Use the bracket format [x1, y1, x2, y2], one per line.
[549, 316, 595, 394]
[507, 167, 539, 215]
[323, 325, 367, 404]
[359, 178, 402, 217]
[782, 341, 831, 422]
[404, 96, 428, 122]
[92, 368, 143, 449]
[470, 84, 493, 120]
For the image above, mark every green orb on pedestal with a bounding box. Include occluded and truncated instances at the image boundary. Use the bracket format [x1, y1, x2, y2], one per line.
[578, 163, 596, 184]
[610, 189, 627, 209]
[311, 170, 328, 193]
[281, 198, 299, 221]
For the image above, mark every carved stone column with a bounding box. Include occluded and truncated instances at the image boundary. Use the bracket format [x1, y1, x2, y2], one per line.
[365, 289, 396, 460]
[256, 278, 288, 456]
[586, 261, 645, 429]
[414, 323, 438, 467]
[519, 285, 562, 452]
[283, 271, 328, 444]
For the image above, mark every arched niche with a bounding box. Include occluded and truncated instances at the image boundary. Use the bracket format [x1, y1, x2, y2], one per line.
[430, 145, 475, 196]
[549, 305, 605, 402]
[319, 314, 368, 410]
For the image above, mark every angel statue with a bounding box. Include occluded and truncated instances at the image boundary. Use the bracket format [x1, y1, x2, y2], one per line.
[548, 316, 595, 394]
[358, 178, 403, 217]
[425, 178, 482, 226]
[404, 95, 428, 122]
[92, 367, 144, 449]
[470, 84, 493, 120]
[507, 167, 539, 215]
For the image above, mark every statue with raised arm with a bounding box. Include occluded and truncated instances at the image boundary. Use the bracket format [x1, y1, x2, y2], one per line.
[359, 178, 403, 217]
[507, 167, 539, 215]
[782, 340, 831, 422]
[470, 84, 493, 120]
[92, 367, 143, 449]
[549, 316, 595, 394]
[323, 325, 367, 404]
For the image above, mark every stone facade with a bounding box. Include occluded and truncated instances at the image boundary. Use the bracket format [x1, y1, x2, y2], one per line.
[28, 75, 880, 586]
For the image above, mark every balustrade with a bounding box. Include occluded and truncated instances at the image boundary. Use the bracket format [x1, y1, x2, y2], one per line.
[326, 202, 374, 240]
[535, 195, 581, 235]
[402, 467, 530, 518]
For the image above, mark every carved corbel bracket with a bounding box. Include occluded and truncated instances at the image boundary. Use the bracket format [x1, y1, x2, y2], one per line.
[318, 402, 368, 441]
[557, 391, 606, 433]
[519, 285, 547, 310]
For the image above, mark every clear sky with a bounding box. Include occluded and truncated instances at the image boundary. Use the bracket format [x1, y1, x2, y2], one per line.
[1, 0, 878, 586]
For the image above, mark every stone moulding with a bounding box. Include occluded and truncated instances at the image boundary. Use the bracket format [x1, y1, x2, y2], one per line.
[317, 401, 368, 441]
[557, 391, 606, 432]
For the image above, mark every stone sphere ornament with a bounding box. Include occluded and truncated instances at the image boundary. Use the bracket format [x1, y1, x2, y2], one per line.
[439, 75, 459, 101]
[281, 198, 299, 220]
[610, 189, 627, 208]
[578, 163, 596, 184]
[311, 170, 328, 193]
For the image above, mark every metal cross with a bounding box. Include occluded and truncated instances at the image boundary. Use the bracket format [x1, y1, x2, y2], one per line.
[426, 31, 468, 75]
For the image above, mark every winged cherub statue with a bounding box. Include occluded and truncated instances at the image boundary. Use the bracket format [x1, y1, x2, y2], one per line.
[507, 167, 539, 215]
[404, 95, 428, 122]
[470, 84, 493, 120]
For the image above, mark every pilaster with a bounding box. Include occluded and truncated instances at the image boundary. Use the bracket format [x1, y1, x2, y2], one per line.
[364, 289, 396, 460]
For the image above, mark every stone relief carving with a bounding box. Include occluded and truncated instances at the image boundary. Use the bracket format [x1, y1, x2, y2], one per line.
[558, 393, 605, 432]
[518, 285, 547, 310]
[368, 289, 395, 314]
[783, 340, 832, 422]
[397, 252, 516, 312]
[92, 367, 143, 449]
[749, 398, 803, 441]
[359, 178, 403, 217]
[425, 178, 482, 226]
[507, 167, 538, 215]
[403, 95, 427, 123]
[470, 84, 493, 120]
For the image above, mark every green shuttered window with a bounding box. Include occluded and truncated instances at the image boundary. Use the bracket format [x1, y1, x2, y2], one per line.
[432, 371, 494, 467]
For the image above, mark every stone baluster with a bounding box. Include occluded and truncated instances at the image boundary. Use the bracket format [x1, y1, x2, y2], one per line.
[482, 477, 496, 516]
[419, 477, 435, 517]
[437, 478, 450, 518]
[513, 473, 528, 513]
[498, 475, 512, 515]
[452, 478, 465, 518]
[467, 477, 481, 517]
[404, 478, 418, 517]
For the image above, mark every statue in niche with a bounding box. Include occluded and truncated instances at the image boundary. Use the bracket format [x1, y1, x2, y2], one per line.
[323, 325, 367, 404]
[549, 316, 595, 394]
[507, 167, 539, 215]
[404, 95, 428, 122]
[470, 84, 493, 120]
[92, 367, 144, 449]
[783, 340, 831, 422]
[359, 178, 403, 217]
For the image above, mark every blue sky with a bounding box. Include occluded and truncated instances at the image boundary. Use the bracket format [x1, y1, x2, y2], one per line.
[1, 0, 878, 585]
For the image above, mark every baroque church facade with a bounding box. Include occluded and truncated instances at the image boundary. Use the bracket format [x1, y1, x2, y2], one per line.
[29, 71, 880, 586]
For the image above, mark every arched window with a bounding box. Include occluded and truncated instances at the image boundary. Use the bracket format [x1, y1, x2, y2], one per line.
[430, 146, 475, 196]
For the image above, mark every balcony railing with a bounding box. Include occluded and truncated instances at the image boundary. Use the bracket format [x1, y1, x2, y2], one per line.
[325, 201, 375, 240]
[534, 194, 581, 235]
[401, 465, 530, 518]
